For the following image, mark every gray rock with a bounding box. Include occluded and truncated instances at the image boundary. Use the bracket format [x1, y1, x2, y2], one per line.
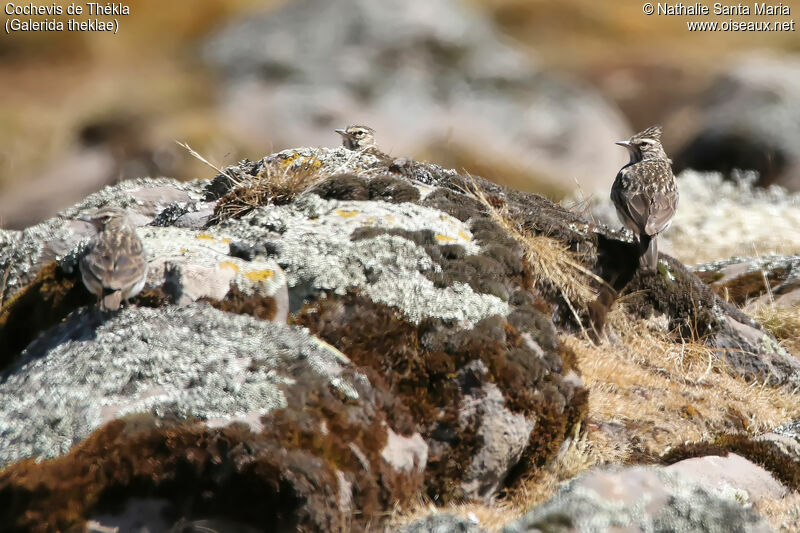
[139, 225, 289, 320]
[665, 453, 786, 504]
[696, 254, 800, 308]
[217, 165, 508, 324]
[712, 313, 800, 387]
[202, 0, 629, 195]
[0, 304, 368, 467]
[400, 514, 487, 533]
[505, 465, 772, 533]
[457, 361, 536, 501]
[0, 177, 208, 301]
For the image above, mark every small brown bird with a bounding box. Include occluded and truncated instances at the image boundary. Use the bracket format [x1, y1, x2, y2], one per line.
[611, 125, 679, 271]
[79, 206, 148, 311]
[335, 125, 377, 151]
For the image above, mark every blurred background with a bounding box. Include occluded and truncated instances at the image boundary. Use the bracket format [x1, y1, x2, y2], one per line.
[2, 0, 800, 230]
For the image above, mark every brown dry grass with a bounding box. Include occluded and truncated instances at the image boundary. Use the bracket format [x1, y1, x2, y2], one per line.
[393, 305, 800, 531]
[747, 303, 800, 357]
[209, 158, 323, 224]
[464, 179, 603, 331]
[755, 491, 800, 533]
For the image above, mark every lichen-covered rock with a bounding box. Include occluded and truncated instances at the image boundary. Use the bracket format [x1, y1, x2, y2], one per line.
[0, 305, 347, 466]
[0, 177, 208, 301]
[0, 305, 425, 531]
[202, 0, 629, 196]
[696, 254, 800, 308]
[505, 466, 772, 533]
[1, 143, 794, 530]
[138, 225, 289, 320]
[400, 514, 487, 533]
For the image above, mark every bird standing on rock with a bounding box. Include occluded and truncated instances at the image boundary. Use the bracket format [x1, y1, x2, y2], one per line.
[79, 206, 148, 311]
[611, 125, 679, 271]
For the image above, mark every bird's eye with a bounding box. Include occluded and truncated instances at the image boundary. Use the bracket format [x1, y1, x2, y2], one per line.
[355, 131, 364, 137]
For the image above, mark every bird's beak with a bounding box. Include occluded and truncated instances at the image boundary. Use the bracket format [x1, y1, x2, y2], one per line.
[78, 215, 93, 223]
[335, 129, 346, 136]
[615, 140, 632, 148]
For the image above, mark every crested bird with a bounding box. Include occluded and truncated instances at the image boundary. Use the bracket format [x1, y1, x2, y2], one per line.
[79, 206, 148, 311]
[335, 125, 378, 151]
[610, 125, 679, 271]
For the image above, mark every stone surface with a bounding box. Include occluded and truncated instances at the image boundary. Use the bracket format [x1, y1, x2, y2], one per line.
[505, 465, 772, 533]
[665, 453, 786, 504]
[401, 514, 486, 533]
[0, 304, 349, 466]
[1, 145, 795, 531]
[456, 361, 536, 501]
[202, 0, 629, 196]
[696, 254, 800, 308]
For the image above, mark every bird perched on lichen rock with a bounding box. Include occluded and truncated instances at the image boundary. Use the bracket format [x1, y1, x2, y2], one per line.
[79, 206, 148, 311]
[336, 125, 378, 151]
[611, 125, 679, 271]
[335, 124, 394, 166]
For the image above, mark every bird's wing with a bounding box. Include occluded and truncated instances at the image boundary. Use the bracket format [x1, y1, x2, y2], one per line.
[81, 241, 113, 286]
[645, 189, 679, 236]
[611, 180, 651, 234]
[106, 235, 146, 291]
[84, 234, 146, 291]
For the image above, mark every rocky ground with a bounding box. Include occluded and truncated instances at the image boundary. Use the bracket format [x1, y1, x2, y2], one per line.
[1, 144, 799, 532]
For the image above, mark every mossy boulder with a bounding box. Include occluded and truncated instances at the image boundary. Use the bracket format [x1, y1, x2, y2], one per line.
[0, 145, 795, 530]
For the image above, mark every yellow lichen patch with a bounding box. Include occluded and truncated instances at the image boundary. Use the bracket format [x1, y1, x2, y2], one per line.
[218, 261, 240, 273]
[244, 269, 274, 282]
[278, 154, 321, 170]
[221, 238, 231, 244]
[458, 230, 471, 241]
[179, 248, 190, 254]
[195, 233, 215, 241]
[435, 233, 458, 243]
[278, 153, 300, 168]
[336, 209, 360, 218]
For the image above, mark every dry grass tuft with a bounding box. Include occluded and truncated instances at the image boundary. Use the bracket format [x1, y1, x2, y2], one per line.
[747, 303, 800, 358]
[578, 306, 800, 446]
[209, 159, 323, 224]
[756, 491, 800, 533]
[463, 179, 603, 333]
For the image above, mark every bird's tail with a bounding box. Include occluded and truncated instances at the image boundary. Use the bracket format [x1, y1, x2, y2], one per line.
[639, 234, 658, 271]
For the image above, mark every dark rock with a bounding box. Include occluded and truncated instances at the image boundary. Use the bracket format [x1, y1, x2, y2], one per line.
[674, 55, 800, 191]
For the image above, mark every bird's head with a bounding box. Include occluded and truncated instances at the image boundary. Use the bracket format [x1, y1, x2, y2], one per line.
[616, 125, 666, 163]
[78, 206, 129, 230]
[335, 125, 377, 150]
